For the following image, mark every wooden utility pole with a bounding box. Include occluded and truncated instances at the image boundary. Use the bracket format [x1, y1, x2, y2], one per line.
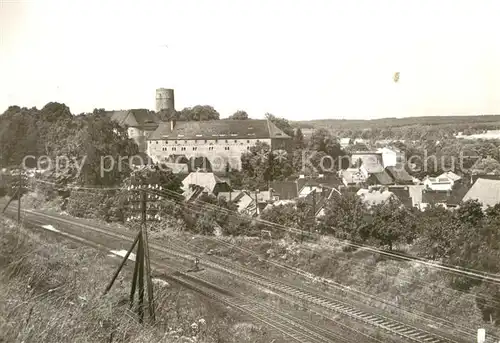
[254, 189, 260, 217]
[104, 184, 158, 324]
[311, 189, 316, 234]
[17, 171, 22, 224]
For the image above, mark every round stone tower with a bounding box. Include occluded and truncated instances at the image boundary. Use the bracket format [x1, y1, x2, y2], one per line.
[155, 88, 175, 113]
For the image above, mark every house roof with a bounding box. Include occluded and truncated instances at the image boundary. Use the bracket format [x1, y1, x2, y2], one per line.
[218, 190, 246, 203]
[351, 152, 384, 173]
[106, 109, 159, 129]
[298, 175, 343, 190]
[385, 165, 414, 183]
[340, 138, 351, 144]
[438, 171, 462, 182]
[147, 119, 290, 141]
[471, 174, 500, 184]
[357, 189, 395, 207]
[252, 190, 273, 203]
[303, 188, 335, 216]
[164, 162, 189, 174]
[424, 176, 453, 184]
[183, 184, 206, 202]
[367, 170, 394, 185]
[421, 184, 469, 206]
[387, 187, 412, 207]
[462, 178, 500, 207]
[270, 181, 299, 200]
[182, 171, 227, 193]
[341, 168, 365, 184]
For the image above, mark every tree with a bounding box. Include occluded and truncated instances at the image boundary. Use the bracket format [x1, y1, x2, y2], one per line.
[238, 142, 293, 190]
[40, 102, 73, 123]
[178, 105, 220, 121]
[227, 110, 249, 120]
[259, 199, 311, 237]
[74, 115, 139, 186]
[307, 128, 348, 170]
[369, 197, 415, 250]
[471, 156, 500, 175]
[414, 205, 455, 260]
[126, 163, 181, 193]
[294, 128, 305, 149]
[317, 192, 370, 243]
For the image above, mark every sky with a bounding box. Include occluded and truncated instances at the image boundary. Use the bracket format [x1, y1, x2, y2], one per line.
[1, 0, 500, 120]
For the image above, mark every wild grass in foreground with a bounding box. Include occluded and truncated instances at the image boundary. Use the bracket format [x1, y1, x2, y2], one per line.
[0, 217, 271, 343]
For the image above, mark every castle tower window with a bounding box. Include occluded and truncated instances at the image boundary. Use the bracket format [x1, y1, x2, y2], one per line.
[247, 140, 250, 143]
[225, 140, 228, 143]
[234, 140, 237, 143]
[204, 140, 207, 143]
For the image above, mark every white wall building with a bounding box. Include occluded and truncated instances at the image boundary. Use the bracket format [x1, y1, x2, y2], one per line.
[422, 176, 454, 191]
[147, 119, 292, 171]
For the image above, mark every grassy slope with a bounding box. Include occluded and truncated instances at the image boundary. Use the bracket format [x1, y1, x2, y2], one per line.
[0, 216, 271, 343]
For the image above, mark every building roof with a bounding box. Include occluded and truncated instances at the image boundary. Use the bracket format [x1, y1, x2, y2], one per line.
[340, 138, 351, 144]
[183, 184, 206, 202]
[387, 187, 412, 208]
[385, 165, 414, 184]
[106, 109, 159, 129]
[462, 178, 500, 207]
[303, 188, 335, 216]
[218, 190, 254, 213]
[367, 170, 394, 185]
[218, 190, 247, 203]
[357, 189, 396, 207]
[297, 174, 343, 190]
[424, 176, 454, 184]
[471, 174, 500, 184]
[438, 171, 462, 182]
[270, 181, 299, 200]
[163, 162, 189, 174]
[422, 183, 469, 206]
[376, 146, 400, 154]
[182, 171, 227, 193]
[148, 119, 290, 141]
[351, 152, 385, 173]
[341, 168, 366, 185]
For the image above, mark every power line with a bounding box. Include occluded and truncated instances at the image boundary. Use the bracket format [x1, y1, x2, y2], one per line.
[155, 193, 490, 341]
[154, 186, 500, 285]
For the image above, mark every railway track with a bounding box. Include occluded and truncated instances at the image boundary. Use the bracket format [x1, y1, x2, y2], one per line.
[4, 207, 366, 343]
[8, 207, 473, 343]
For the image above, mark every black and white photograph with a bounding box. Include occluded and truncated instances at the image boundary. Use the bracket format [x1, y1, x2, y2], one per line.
[1, 1, 500, 342]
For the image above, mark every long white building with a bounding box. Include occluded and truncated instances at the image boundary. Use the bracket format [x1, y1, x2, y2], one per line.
[147, 119, 292, 171]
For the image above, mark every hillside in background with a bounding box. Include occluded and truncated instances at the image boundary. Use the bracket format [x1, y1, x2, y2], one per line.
[293, 115, 500, 141]
[294, 114, 500, 130]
